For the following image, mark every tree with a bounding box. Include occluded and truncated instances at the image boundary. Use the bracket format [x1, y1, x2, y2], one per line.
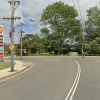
[15, 34, 43, 55]
[40, 28, 50, 35]
[4, 44, 11, 55]
[40, 27, 50, 52]
[84, 37, 100, 55]
[40, 1, 81, 55]
[22, 34, 34, 41]
[85, 6, 100, 42]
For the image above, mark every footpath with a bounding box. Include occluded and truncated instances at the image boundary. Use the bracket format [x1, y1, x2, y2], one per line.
[0, 60, 33, 82]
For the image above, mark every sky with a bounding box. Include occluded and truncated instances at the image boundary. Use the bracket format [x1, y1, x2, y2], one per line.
[0, 0, 100, 44]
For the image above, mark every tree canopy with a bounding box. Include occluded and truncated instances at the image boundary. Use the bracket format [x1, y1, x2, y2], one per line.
[14, 3, 100, 56]
[40, 1, 81, 55]
[85, 6, 100, 42]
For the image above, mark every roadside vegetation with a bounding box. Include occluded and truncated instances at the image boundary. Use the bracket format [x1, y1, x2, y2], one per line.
[4, 2, 100, 56]
[0, 61, 11, 70]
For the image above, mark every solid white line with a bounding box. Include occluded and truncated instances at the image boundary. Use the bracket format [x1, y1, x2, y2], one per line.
[65, 62, 79, 100]
[65, 60, 81, 100]
[69, 61, 81, 100]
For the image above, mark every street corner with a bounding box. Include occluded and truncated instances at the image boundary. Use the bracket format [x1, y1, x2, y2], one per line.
[0, 60, 34, 83]
[13, 60, 34, 75]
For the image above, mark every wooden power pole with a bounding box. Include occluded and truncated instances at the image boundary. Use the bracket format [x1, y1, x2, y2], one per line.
[19, 23, 25, 60]
[3, 0, 21, 71]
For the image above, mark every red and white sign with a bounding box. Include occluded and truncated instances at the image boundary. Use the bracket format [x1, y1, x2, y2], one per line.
[0, 35, 3, 47]
[0, 53, 3, 58]
[24, 50, 27, 54]
[0, 25, 4, 60]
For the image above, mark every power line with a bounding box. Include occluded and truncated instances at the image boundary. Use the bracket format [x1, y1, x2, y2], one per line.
[76, 0, 79, 3]
[76, 1, 83, 21]
[72, 0, 77, 10]
[71, 0, 80, 20]
[75, 0, 85, 57]
[0, 10, 11, 16]
[0, 21, 11, 27]
[18, 0, 30, 22]
[0, 16, 11, 26]
[0, 13, 10, 17]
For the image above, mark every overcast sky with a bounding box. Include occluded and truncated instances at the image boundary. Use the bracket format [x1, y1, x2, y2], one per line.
[0, 0, 100, 44]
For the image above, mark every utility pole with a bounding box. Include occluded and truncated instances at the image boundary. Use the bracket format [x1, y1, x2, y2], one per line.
[19, 23, 25, 60]
[81, 22, 85, 58]
[3, 0, 21, 71]
[82, 30, 84, 57]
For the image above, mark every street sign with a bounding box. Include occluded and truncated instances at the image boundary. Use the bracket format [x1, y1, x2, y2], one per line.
[9, 44, 14, 51]
[24, 50, 27, 54]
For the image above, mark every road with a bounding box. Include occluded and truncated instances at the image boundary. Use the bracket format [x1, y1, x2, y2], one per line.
[73, 57, 100, 100]
[0, 57, 77, 100]
[1, 57, 100, 100]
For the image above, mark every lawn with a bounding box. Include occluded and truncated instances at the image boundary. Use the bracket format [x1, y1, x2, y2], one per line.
[0, 61, 11, 70]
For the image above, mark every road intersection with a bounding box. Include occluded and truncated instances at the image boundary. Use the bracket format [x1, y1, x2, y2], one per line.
[0, 56, 100, 100]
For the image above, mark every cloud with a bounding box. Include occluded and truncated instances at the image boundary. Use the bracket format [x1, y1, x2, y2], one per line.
[0, 0, 100, 44]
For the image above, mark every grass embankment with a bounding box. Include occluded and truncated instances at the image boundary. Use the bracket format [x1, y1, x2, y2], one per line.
[0, 61, 11, 70]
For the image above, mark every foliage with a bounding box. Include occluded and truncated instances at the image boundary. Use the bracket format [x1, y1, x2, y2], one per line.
[15, 34, 44, 55]
[40, 28, 50, 35]
[85, 6, 100, 42]
[14, 4, 100, 56]
[40, 1, 81, 55]
[84, 37, 100, 54]
[4, 44, 11, 55]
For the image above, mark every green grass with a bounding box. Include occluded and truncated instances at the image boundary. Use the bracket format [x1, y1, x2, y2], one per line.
[0, 61, 11, 70]
[33, 53, 71, 56]
[34, 53, 58, 56]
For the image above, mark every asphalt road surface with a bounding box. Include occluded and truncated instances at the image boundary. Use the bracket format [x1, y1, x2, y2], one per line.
[73, 57, 100, 100]
[1, 56, 100, 100]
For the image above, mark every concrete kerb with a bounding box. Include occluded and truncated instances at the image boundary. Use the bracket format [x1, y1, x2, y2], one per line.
[0, 60, 34, 83]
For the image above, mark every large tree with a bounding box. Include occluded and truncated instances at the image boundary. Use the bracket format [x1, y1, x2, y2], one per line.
[40, 1, 81, 55]
[85, 6, 100, 42]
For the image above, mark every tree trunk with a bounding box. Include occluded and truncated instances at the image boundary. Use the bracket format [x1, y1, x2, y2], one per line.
[58, 50, 60, 55]
[57, 41, 60, 55]
[61, 44, 63, 55]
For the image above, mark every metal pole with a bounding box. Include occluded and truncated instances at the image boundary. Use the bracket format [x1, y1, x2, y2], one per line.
[11, 0, 14, 71]
[81, 20, 85, 58]
[19, 23, 25, 60]
[82, 31, 84, 57]
[21, 23, 22, 60]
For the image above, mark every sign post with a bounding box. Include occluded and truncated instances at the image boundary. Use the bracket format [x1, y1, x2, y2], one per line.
[0, 25, 4, 62]
[24, 50, 27, 58]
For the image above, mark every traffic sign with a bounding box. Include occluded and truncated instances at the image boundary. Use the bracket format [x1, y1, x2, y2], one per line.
[9, 44, 14, 51]
[24, 50, 27, 54]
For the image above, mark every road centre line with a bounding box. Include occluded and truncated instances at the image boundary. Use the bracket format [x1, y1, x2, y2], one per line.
[65, 61, 81, 100]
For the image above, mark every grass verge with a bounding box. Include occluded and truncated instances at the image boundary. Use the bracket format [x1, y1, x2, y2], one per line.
[34, 53, 58, 56]
[0, 61, 11, 70]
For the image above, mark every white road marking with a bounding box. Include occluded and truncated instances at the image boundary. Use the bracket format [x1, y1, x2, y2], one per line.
[65, 61, 81, 100]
